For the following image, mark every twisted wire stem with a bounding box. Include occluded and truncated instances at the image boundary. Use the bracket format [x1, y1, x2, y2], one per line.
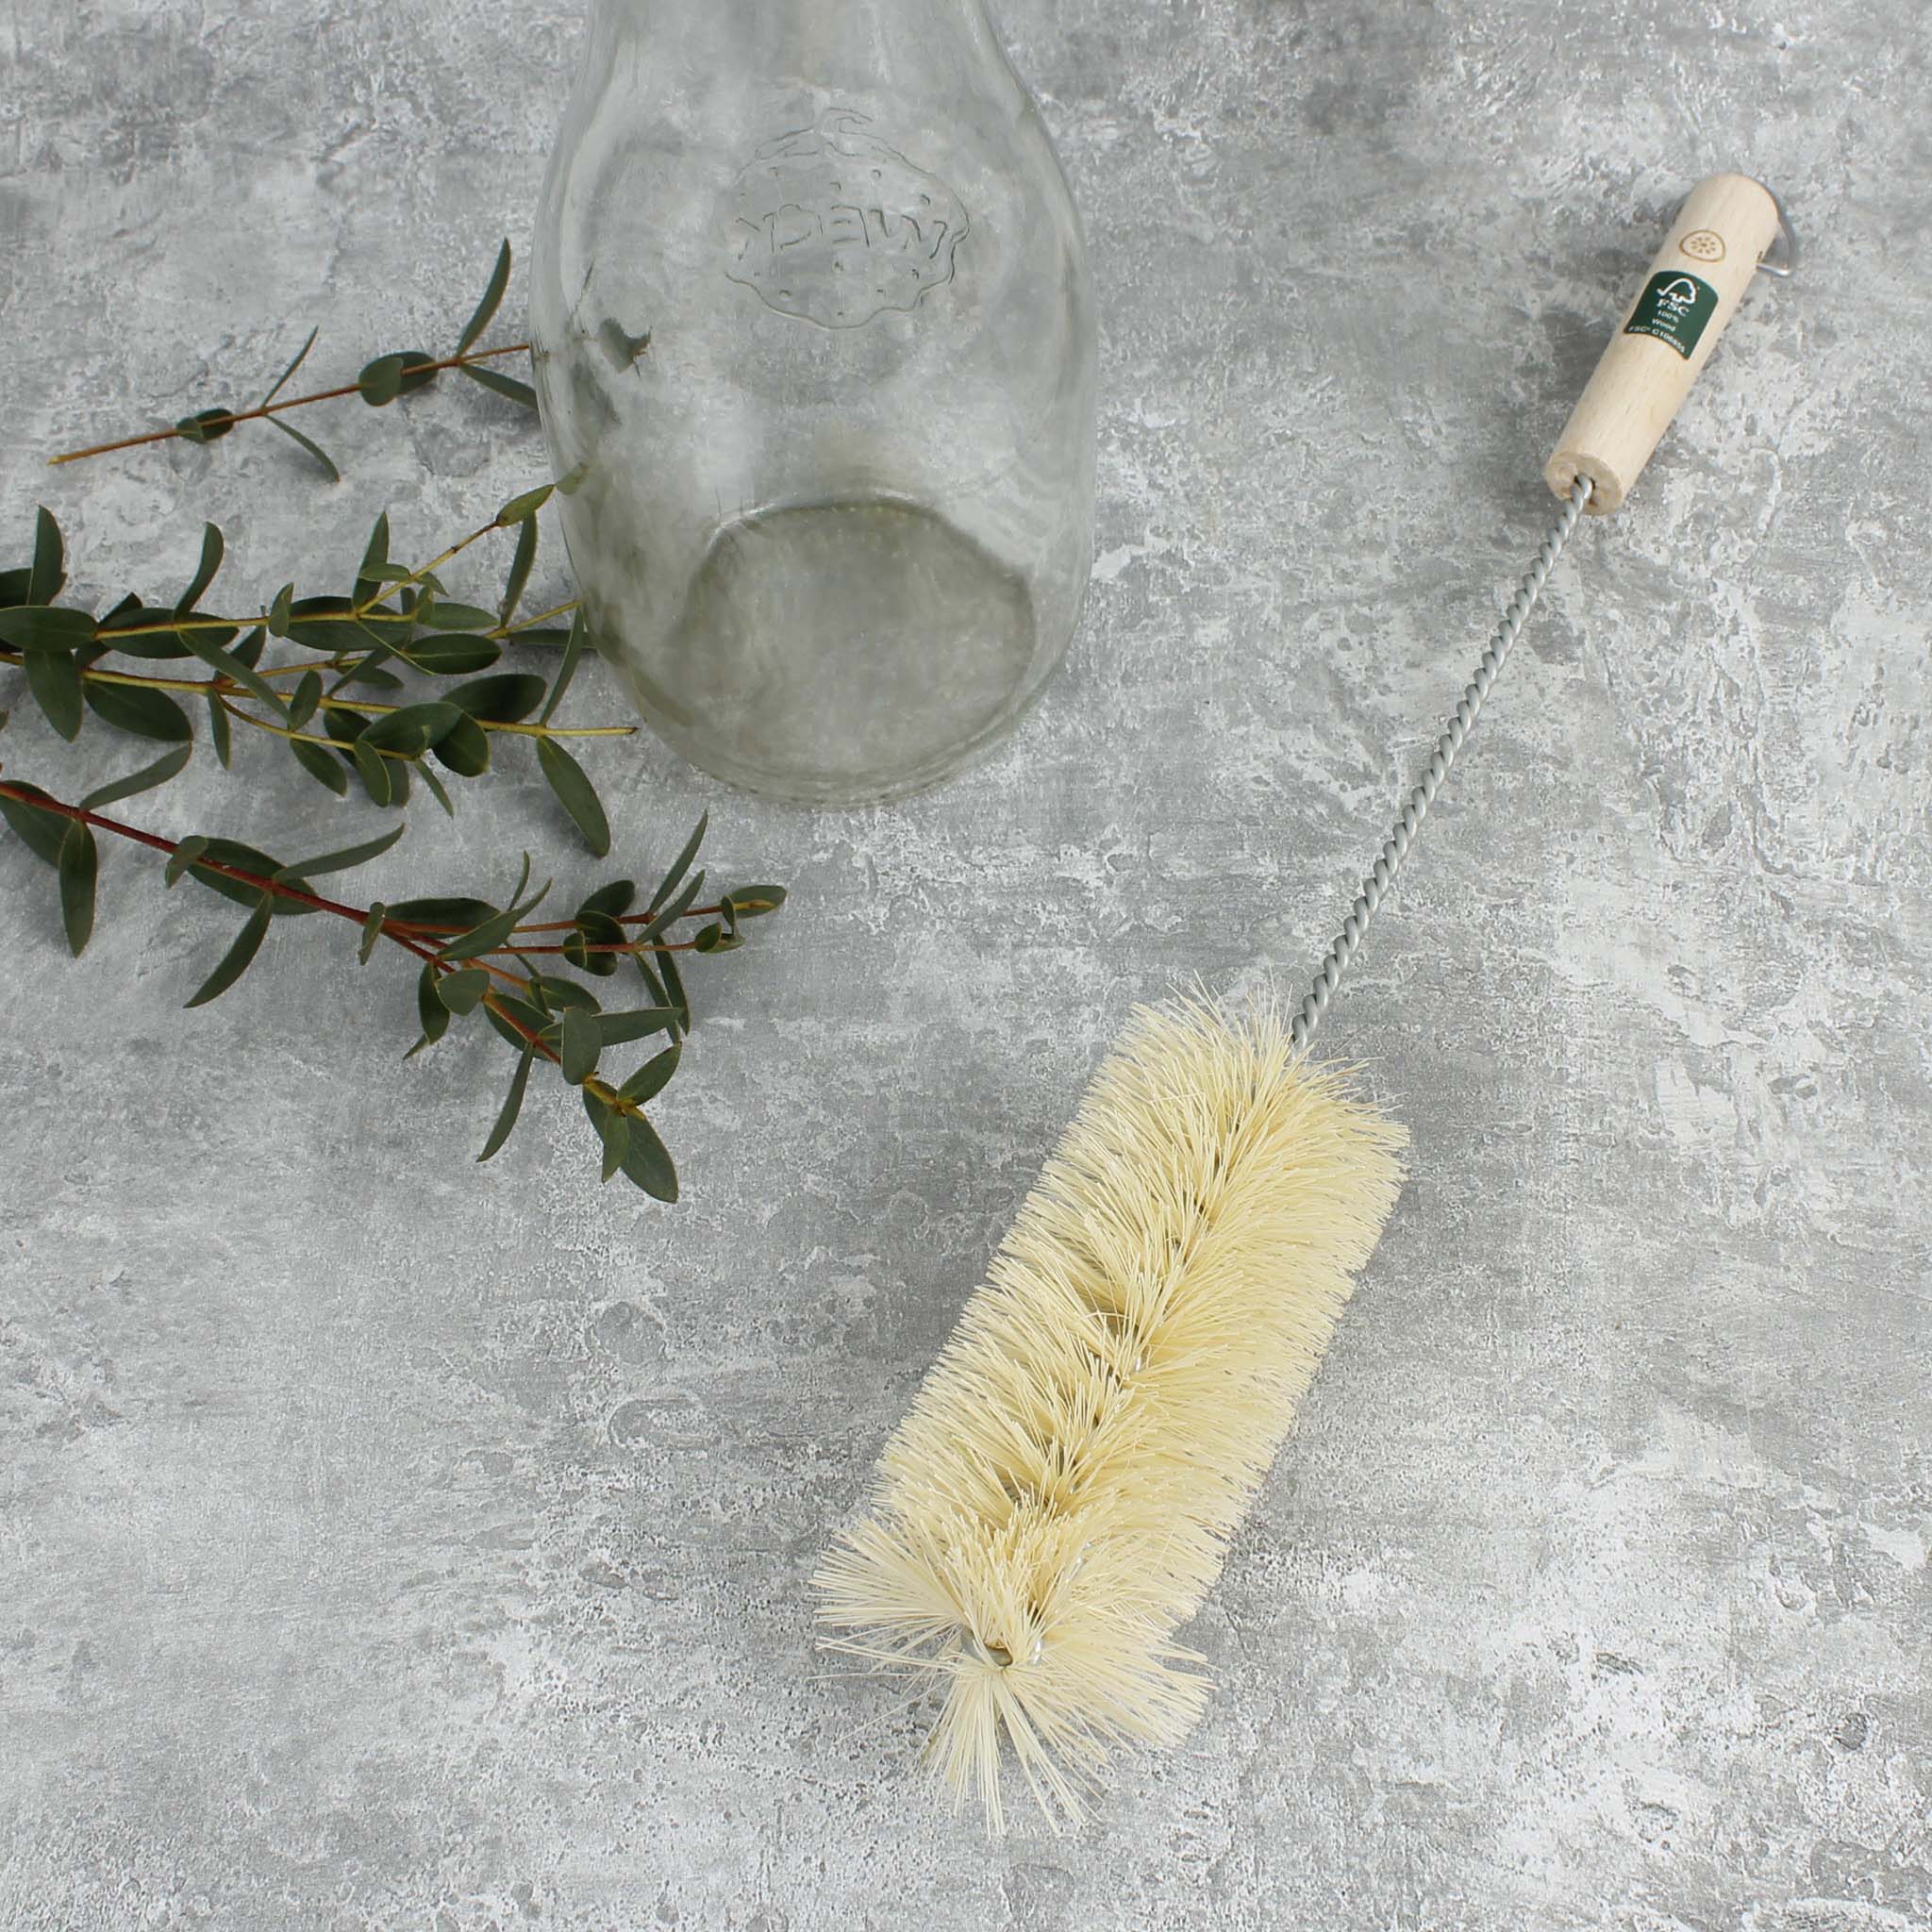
[1290, 473, 1593, 1052]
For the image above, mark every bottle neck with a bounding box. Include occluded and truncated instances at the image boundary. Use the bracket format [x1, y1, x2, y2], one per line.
[589, 0, 1010, 91]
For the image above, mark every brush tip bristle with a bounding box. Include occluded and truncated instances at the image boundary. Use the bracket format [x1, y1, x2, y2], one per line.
[815, 992, 1406, 1830]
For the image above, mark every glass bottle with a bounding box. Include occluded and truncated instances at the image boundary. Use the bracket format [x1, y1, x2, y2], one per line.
[530, 0, 1097, 805]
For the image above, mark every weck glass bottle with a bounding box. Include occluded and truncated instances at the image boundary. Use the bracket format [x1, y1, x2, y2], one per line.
[530, 0, 1097, 805]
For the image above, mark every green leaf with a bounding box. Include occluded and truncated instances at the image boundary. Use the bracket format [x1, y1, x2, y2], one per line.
[691, 922, 741, 953]
[28, 507, 65, 605]
[0, 785, 69, 865]
[185, 893, 273, 1007]
[232, 626, 266, 671]
[440, 891, 545, 962]
[528, 974, 600, 1012]
[387, 895, 497, 932]
[82, 679, 192, 743]
[259, 325, 319, 407]
[289, 735, 347, 794]
[537, 736, 610, 857]
[563, 908, 625, 976]
[90, 609, 192, 659]
[415, 603, 499, 634]
[78, 743, 192, 812]
[598, 1007, 678, 1047]
[358, 355, 408, 407]
[632, 952, 672, 1012]
[393, 352, 439, 395]
[503, 626, 573, 647]
[267, 415, 341, 483]
[495, 483, 553, 526]
[499, 514, 539, 625]
[351, 737, 395, 807]
[597, 1106, 629, 1183]
[26, 648, 83, 740]
[0, 566, 30, 607]
[267, 583, 295, 637]
[648, 813, 708, 915]
[358, 903, 387, 964]
[416, 759, 456, 819]
[57, 820, 97, 956]
[559, 1007, 600, 1083]
[476, 1044, 536, 1162]
[208, 691, 233, 767]
[275, 819, 406, 883]
[456, 239, 512, 358]
[429, 710, 491, 777]
[618, 1041, 681, 1107]
[580, 879, 636, 920]
[435, 966, 491, 1014]
[355, 513, 391, 605]
[358, 701, 462, 758]
[724, 884, 787, 920]
[176, 523, 225, 614]
[446, 672, 546, 724]
[637, 868, 706, 945]
[460, 362, 539, 410]
[539, 608, 586, 725]
[412, 960, 452, 1050]
[175, 626, 290, 719]
[658, 947, 690, 1032]
[408, 633, 502, 677]
[186, 838, 312, 915]
[0, 606, 95, 651]
[175, 408, 238, 445]
[288, 670, 323, 730]
[164, 835, 210, 886]
[618, 1113, 678, 1202]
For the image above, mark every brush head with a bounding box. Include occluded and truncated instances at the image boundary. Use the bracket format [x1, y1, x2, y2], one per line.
[815, 993, 1407, 1829]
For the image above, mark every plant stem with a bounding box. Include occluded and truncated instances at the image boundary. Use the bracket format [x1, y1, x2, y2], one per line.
[46, 345, 533, 467]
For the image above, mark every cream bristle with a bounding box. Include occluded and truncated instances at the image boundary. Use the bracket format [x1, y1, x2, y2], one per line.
[814, 993, 1407, 1831]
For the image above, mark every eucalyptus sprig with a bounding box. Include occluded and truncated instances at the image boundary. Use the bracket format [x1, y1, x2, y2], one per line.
[48, 241, 542, 479]
[0, 758, 785, 1200]
[0, 493, 625, 853]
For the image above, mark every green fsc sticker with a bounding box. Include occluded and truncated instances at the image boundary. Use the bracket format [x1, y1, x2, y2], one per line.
[1624, 271, 1719, 359]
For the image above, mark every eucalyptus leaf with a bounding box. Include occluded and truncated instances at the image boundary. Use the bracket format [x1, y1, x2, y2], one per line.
[598, 1108, 629, 1183]
[387, 895, 497, 932]
[537, 737, 609, 857]
[499, 515, 539, 625]
[352, 737, 395, 807]
[496, 483, 553, 526]
[416, 760, 456, 819]
[358, 903, 387, 964]
[456, 240, 512, 358]
[26, 648, 83, 741]
[579, 879, 636, 920]
[175, 408, 237, 444]
[460, 363, 538, 410]
[648, 813, 708, 915]
[163, 834, 210, 887]
[176, 523, 225, 614]
[0, 785, 69, 865]
[538, 608, 586, 724]
[82, 680, 192, 743]
[58, 820, 97, 957]
[435, 966, 491, 1015]
[412, 960, 452, 1049]
[358, 354, 407, 408]
[618, 1041, 681, 1108]
[208, 690, 233, 767]
[559, 1006, 600, 1084]
[78, 743, 193, 812]
[289, 670, 323, 730]
[267, 416, 341, 483]
[476, 1045, 536, 1162]
[358, 701, 461, 758]
[724, 885, 788, 920]
[563, 909, 625, 977]
[259, 325, 319, 407]
[274, 819, 407, 884]
[0, 606, 94, 651]
[415, 603, 498, 634]
[185, 894, 274, 1007]
[597, 1007, 678, 1047]
[619, 1114, 678, 1202]
[446, 673, 546, 724]
[289, 735, 348, 794]
[429, 710, 491, 777]
[658, 947, 690, 1032]
[408, 633, 501, 675]
[28, 506, 65, 605]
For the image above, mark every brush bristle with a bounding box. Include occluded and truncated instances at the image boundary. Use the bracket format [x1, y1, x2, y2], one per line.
[814, 993, 1407, 1830]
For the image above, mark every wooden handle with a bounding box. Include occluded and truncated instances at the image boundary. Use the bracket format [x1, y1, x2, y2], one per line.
[1546, 173, 1781, 514]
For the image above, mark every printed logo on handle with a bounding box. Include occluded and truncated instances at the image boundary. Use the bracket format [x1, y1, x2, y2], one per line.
[724, 109, 969, 330]
[1624, 270, 1719, 360]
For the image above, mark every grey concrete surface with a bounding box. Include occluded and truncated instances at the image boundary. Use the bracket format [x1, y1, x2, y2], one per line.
[3, 1, 1929, 1925]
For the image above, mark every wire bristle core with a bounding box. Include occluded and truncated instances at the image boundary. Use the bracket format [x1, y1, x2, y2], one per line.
[815, 994, 1407, 1831]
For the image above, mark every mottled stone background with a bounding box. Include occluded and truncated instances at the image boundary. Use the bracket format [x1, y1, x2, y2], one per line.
[2, 1, 1927, 1926]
